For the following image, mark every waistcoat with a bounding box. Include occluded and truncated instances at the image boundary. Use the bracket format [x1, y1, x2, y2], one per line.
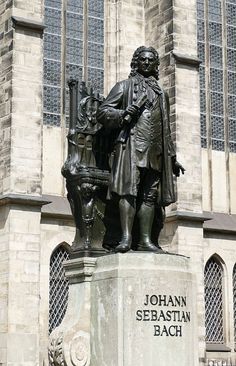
[135, 88, 162, 171]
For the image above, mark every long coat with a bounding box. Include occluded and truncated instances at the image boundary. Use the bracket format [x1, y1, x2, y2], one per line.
[97, 75, 176, 207]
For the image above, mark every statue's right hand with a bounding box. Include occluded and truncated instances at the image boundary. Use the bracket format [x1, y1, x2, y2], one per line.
[123, 105, 139, 119]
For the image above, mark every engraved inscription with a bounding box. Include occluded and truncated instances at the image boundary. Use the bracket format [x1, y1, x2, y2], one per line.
[135, 294, 191, 337]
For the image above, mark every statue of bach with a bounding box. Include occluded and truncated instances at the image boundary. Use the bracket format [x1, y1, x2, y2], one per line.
[97, 46, 185, 253]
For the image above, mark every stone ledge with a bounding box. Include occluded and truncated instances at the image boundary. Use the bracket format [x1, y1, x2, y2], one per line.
[41, 194, 73, 220]
[11, 16, 45, 34]
[166, 210, 236, 234]
[166, 210, 212, 223]
[0, 193, 50, 207]
[203, 211, 236, 235]
[206, 343, 231, 352]
[172, 51, 201, 68]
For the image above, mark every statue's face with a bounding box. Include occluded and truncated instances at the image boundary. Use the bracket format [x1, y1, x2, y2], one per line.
[137, 51, 157, 77]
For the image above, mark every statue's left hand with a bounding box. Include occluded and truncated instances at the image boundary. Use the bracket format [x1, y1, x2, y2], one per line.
[172, 159, 185, 177]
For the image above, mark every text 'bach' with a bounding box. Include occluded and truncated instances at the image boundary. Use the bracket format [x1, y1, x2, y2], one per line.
[135, 294, 191, 337]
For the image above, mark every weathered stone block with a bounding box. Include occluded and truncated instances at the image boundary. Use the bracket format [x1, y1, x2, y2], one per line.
[91, 253, 198, 366]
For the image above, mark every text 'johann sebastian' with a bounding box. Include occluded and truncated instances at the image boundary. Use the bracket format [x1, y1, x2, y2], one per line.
[136, 294, 191, 337]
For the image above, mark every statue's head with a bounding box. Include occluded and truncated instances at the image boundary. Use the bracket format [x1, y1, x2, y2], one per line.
[129, 46, 160, 79]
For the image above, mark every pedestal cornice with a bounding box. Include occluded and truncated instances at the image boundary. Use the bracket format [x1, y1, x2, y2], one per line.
[64, 257, 97, 284]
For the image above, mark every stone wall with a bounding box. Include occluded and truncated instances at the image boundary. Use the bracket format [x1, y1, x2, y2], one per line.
[42, 126, 65, 196]
[3, 205, 42, 366]
[104, 0, 145, 93]
[0, 0, 43, 197]
[0, 0, 13, 195]
[0, 0, 45, 364]
[202, 150, 236, 215]
[10, 14, 43, 196]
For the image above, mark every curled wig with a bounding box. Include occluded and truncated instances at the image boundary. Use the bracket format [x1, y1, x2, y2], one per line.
[129, 46, 160, 79]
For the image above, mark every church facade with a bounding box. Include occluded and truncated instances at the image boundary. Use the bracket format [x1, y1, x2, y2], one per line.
[0, 0, 236, 365]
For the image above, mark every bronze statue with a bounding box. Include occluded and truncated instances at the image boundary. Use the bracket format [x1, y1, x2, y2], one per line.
[97, 46, 185, 253]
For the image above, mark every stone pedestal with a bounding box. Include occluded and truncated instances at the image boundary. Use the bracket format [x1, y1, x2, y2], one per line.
[91, 253, 198, 366]
[48, 253, 198, 366]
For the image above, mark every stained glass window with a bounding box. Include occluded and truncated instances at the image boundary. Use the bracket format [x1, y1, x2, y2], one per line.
[43, 0, 104, 127]
[197, 0, 207, 148]
[87, 1, 104, 93]
[209, 0, 224, 151]
[197, 0, 236, 152]
[43, 0, 62, 126]
[227, 0, 236, 152]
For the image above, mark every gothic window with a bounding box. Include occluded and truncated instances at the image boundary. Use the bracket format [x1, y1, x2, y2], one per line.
[197, 0, 207, 148]
[204, 257, 224, 344]
[43, 0, 62, 127]
[43, 0, 104, 127]
[197, 0, 236, 152]
[49, 244, 70, 334]
[227, 0, 236, 152]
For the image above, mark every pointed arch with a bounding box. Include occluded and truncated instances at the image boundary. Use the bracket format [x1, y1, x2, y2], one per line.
[49, 242, 70, 334]
[204, 255, 224, 344]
